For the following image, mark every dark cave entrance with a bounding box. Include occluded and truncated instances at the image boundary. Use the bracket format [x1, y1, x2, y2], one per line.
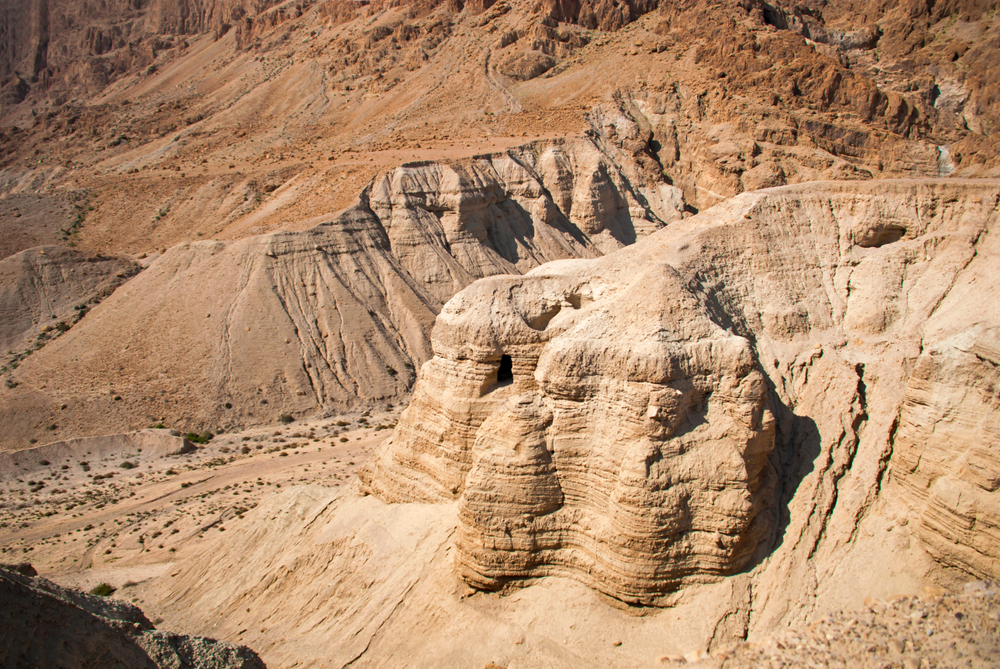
[497, 354, 513, 384]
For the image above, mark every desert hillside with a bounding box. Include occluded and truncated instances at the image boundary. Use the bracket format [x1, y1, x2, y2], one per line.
[1, 0, 999, 668]
[2, 0, 999, 440]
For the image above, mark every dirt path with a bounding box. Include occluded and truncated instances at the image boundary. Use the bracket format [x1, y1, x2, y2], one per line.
[0, 412, 396, 585]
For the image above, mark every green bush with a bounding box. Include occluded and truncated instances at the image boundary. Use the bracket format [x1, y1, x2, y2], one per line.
[184, 432, 213, 444]
[279, 413, 294, 424]
[90, 583, 115, 597]
[119, 461, 136, 469]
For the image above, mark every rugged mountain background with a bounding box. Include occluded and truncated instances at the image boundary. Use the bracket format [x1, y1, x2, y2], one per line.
[2, 0, 999, 445]
[1, 1, 1000, 667]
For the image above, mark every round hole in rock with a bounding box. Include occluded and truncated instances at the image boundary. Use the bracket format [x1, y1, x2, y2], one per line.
[497, 355, 513, 384]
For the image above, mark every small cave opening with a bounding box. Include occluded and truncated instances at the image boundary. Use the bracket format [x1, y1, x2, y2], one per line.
[497, 354, 513, 384]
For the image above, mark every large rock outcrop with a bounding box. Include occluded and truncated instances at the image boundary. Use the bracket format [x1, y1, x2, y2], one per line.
[0, 139, 679, 449]
[361, 264, 778, 603]
[134, 178, 1000, 669]
[362, 178, 1000, 606]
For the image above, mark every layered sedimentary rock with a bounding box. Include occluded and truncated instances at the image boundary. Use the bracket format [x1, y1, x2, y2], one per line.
[0, 139, 678, 449]
[890, 322, 1000, 580]
[361, 264, 778, 603]
[362, 179, 1000, 604]
[369, 138, 678, 303]
[0, 245, 136, 354]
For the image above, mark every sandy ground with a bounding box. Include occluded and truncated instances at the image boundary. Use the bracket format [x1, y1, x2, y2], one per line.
[0, 407, 399, 608]
[684, 583, 1000, 668]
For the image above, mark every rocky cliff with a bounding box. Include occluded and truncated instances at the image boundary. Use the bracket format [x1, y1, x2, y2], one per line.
[0, 136, 681, 448]
[3, 0, 999, 260]
[361, 178, 1000, 608]
[138, 178, 1000, 668]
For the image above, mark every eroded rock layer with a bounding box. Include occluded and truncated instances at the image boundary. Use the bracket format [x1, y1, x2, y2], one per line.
[362, 179, 1000, 603]
[891, 327, 1000, 580]
[0, 137, 677, 448]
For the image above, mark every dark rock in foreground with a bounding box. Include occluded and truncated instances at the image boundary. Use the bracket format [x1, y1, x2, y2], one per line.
[0, 565, 265, 669]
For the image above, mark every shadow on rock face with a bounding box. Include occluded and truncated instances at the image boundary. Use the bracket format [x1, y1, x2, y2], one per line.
[363, 260, 783, 604]
[0, 566, 266, 669]
[750, 389, 821, 569]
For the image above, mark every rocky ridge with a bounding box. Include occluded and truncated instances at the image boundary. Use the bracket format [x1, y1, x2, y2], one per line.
[361, 178, 1000, 614]
[2, 0, 999, 261]
[118, 179, 1000, 669]
[4, 0, 999, 451]
[0, 0, 998, 665]
[0, 135, 682, 448]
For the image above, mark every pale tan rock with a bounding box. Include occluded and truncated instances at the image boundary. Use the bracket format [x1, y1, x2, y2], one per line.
[362, 244, 777, 605]
[0, 245, 134, 353]
[131, 178, 1000, 669]
[890, 326, 1000, 581]
[362, 178, 1000, 609]
[0, 139, 677, 449]
[144, 484, 753, 669]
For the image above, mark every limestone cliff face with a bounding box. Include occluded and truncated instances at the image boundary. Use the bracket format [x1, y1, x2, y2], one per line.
[890, 321, 1000, 581]
[0, 138, 678, 448]
[362, 179, 1000, 606]
[368, 138, 678, 303]
[360, 264, 778, 603]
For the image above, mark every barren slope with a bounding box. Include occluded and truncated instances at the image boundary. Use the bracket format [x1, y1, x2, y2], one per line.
[0, 134, 680, 448]
[0, 246, 136, 360]
[1, 1, 999, 666]
[111, 178, 1000, 668]
[3, 0, 999, 446]
[3, 0, 999, 259]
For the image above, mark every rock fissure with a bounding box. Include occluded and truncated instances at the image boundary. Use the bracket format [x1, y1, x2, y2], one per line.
[361, 179, 1000, 614]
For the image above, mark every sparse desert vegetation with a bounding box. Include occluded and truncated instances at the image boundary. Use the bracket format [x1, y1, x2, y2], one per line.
[0, 410, 399, 587]
[1, 0, 1000, 666]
